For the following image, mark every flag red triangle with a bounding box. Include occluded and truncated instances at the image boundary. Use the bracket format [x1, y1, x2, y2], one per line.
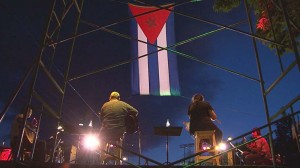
[129, 4, 173, 44]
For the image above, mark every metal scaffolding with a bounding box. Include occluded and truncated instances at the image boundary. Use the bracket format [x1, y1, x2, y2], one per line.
[0, 0, 299, 166]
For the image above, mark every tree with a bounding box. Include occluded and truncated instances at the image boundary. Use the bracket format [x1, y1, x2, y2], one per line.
[273, 113, 300, 166]
[213, 0, 300, 56]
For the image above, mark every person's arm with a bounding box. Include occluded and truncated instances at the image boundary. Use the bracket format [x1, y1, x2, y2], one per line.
[125, 102, 138, 116]
[209, 109, 217, 121]
[247, 139, 263, 154]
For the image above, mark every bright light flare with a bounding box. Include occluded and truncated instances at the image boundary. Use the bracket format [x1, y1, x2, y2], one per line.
[216, 142, 227, 151]
[83, 134, 100, 150]
[201, 142, 211, 150]
[57, 125, 63, 130]
[202, 146, 211, 150]
[166, 119, 170, 127]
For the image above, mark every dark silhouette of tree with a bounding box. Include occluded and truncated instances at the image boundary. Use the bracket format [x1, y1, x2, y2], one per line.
[274, 113, 300, 167]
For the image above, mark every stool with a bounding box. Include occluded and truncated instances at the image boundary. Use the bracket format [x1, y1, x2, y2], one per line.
[23, 150, 32, 161]
[101, 137, 123, 165]
[194, 130, 220, 165]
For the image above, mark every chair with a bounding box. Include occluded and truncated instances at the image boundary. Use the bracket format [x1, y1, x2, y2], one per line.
[194, 130, 220, 165]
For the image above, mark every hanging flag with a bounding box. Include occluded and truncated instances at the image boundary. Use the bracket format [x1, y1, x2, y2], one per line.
[129, 3, 180, 96]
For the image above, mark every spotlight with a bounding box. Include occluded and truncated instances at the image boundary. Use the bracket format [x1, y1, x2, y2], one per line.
[83, 134, 100, 150]
[216, 142, 227, 151]
[57, 125, 63, 130]
[57, 125, 64, 133]
[122, 157, 127, 161]
[202, 146, 210, 150]
[88, 120, 93, 127]
[200, 140, 211, 150]
[166, 119, 170, 127]
[227, 136, 232, 141]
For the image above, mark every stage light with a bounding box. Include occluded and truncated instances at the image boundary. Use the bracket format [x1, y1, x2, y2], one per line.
[83, 134, 100, 150]
[57, 125, 64, 133]
[57, 125, 63, 130]
[200, 139, 212, 151]
[88, 120, 93, 127]
[216, 142, 227, 151]
[122, 157, 127, 161]
[166, 119, 170, 127]
[202, 146, 210, 150]
[227, 136, 232, 141]
[79, 123, 83, 126]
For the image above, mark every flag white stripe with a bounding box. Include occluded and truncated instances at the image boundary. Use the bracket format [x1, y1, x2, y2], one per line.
[157, 24, 171, 95]
[137, 25, 150, 95]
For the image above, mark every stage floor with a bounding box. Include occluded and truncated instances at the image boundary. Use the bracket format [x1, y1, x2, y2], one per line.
[0, 161, 285, 168]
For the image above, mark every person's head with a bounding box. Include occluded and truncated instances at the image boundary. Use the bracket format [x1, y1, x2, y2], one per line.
[252, 127, 261, 137]
[109, 91, 120, 100]
[192, 93, 204, 103]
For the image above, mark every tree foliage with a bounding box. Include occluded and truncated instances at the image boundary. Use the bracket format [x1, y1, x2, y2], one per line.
[213, 0, 300, 56]
[274, 113, 300, 166]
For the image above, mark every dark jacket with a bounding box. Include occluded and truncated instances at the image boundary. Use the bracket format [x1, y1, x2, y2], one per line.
[188, 100, 222, 142]
[100, 99, 138, 139]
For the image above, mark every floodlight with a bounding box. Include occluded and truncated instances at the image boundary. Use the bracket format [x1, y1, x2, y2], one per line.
[88, 120, 93, 127]
[83, 134, 100, 150]
[200, 139, 211, 150]
[57, 125, 63, 130]
[216, 142, 227, 151]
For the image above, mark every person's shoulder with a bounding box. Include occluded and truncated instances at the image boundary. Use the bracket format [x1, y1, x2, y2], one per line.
[203, 101, 211, 104]
[202, 101, 212, 106]
[104, 100, 112, 104]
[193, 101, 210, 105]
[119, 100, 131, 106]
[201, 101, 214, 110]
[260, 136, 268, 141]
[120, 101, 137, 109]
[101, 101, 112, 108]
[190, 101, 203, 107]
[118, 100, 125, 103]
[101, 101, 110, 106]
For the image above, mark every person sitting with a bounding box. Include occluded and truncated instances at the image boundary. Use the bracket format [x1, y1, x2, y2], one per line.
[10, 106, 47, 163]
[10, 107, 34, 161]
[243, 128, 272, 165]
[99, 91, 138, 165]
[187, 93, 223, 143]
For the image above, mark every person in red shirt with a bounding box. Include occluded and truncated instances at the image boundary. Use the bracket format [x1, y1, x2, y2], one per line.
[243, 128, 272, 165]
